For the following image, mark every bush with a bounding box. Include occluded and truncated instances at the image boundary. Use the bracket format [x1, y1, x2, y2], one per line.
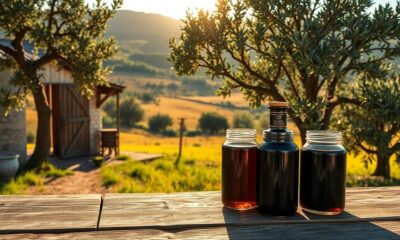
[148, 113, 173, 133]
[27, 131, 35, 144]
[102, 114, 115, 128]
[258, 113, 270, 130]
[162, 129, 177, 137]
[140, 93, 155, 103]
[232, 112, 255, 128]
[102, 98, 116, 117]
[120, 98, 145, 127]
[116, 155, 131, 161]
[185, 130, 202, 137]
[198, 112, 229, 135]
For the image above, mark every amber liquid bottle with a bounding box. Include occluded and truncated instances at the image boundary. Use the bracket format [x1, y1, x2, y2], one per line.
[222, 129, 258, 210]
[257, 102, 299, 216]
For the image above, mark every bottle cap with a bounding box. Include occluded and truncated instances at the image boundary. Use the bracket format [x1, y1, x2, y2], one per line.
[268, 101, 289, 108]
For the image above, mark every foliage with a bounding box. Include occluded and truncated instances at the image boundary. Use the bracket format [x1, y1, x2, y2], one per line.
[198, 112, 229, 134]
[169, 0, 400, 143]
[26, 131, 35, 144]
[120, 98, 145, 127]
[116, 154, 131, 161]
[100, 155, 220, 193]
[258, 112, 270, 130]
[0, 163, 73, 194]
[232, 112, 255, 128]
[43, 164, 73, 178]
[335, 75, 400, 178]
[102, 114, 115, 128]
[148, 113, 173, 133]
[93, 156, 105, 167]
[0, 0, 122, 168]
[103, 98, 116, 118]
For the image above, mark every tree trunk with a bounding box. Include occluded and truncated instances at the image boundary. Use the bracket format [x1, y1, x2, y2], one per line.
[299, 128, 306, 146]
[372, 155, 391, 179]
[24, 84, 51, 170]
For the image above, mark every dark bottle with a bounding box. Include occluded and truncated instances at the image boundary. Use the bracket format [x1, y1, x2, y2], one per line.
[222, 129, 258, 210]
[257, 102, 299, 216]
[300, 130, 347, 215]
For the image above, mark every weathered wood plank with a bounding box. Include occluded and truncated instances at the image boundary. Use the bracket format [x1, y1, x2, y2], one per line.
[100, 187, 400, 229]
[2, 221, 399, 240]
[0, 194, 101, 233]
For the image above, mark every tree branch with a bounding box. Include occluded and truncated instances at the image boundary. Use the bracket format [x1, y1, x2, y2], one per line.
[358, 142, 378, 155]
[391, 141, 400, 152]
[0, 44, 17, 58]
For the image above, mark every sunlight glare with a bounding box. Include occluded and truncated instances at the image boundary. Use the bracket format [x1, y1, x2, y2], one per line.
[122, 0, 217, 19]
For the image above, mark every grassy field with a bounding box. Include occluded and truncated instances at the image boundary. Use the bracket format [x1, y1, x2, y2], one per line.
[138, 96, 251, 129]
[183, 93, 250, 108]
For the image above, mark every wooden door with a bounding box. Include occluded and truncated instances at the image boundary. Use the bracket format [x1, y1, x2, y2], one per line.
[52, 84, 91, 159]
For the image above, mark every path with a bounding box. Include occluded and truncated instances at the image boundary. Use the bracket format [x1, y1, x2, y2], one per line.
[26, 152, 162, 194]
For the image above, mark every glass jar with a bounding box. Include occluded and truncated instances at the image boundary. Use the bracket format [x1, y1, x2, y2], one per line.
[300, 130, 347, 215]
[222, 128, 257, 210]
[257, 102, 299, 216]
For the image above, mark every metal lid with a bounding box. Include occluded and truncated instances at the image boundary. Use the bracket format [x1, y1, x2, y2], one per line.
[263, 129, 294, 142]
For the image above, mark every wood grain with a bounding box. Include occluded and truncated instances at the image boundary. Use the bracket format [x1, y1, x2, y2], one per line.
[2, 221, 399, 240]
[99, 187, 400, 230]
[0, 194, 101, 233]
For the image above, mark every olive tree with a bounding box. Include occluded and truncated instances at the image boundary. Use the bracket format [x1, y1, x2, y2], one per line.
[169, 0, 400, 144]
[0, 0, 122, 169]
[335, 75, 400, 178]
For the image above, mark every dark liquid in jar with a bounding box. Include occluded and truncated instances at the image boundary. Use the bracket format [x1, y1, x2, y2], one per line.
[257, 148, 299, 216]
[222, 145, 257, 210]
[300, 149, 346, 214]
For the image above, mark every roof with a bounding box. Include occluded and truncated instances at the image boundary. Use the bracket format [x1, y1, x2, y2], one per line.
[0, 39, 42, 60]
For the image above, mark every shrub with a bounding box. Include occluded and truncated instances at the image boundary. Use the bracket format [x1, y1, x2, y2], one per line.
[102, 114, 115, 128]
[185, 130, 202, 137]
[120, 98, 144, 127]
[162, 129, 177, 137]
[116, 155, 131, 161]
[26, 132, 35, 144]
[198, 112, 229, 134]
[232, 112, 255, 128]
[258, 113, 269, 130]
[148, 113, 173, 133]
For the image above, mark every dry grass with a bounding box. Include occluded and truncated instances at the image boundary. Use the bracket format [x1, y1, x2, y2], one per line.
[183, 92, 250, 107]
[139, 97, 241, 129]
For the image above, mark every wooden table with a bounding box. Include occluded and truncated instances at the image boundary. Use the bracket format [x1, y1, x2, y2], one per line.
[0, 187, 399, 239]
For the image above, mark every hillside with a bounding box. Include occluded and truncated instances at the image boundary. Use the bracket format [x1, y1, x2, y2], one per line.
[107, 10, 181, 54]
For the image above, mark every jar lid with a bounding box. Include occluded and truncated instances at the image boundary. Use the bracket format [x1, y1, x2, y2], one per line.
[263, 129, 293, 142]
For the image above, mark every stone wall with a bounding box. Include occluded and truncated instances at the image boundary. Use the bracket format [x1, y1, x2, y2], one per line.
[0, 71, 27, 166]
[89, 96, 102, 155]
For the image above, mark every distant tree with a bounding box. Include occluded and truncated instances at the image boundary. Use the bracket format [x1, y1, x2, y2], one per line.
[148, 113, 173, 133]
[120, 98, 144, 127]
[103, 98, 116, 117]
[198, 112, 229, 134]
[140, 93, 155, 103]
[169, 0, 400, 144]
[232, 112, 254, 128]
[0, 0, 122, 169]
[335, 75, 400, 179]
[258, 113, 270, 130]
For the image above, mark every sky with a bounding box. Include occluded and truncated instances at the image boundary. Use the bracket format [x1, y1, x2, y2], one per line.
[85, 0, 398, 20]
[86, 0, 217, 19]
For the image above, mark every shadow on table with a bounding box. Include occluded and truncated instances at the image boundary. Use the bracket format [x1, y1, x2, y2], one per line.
[222, 207, 399, 240]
